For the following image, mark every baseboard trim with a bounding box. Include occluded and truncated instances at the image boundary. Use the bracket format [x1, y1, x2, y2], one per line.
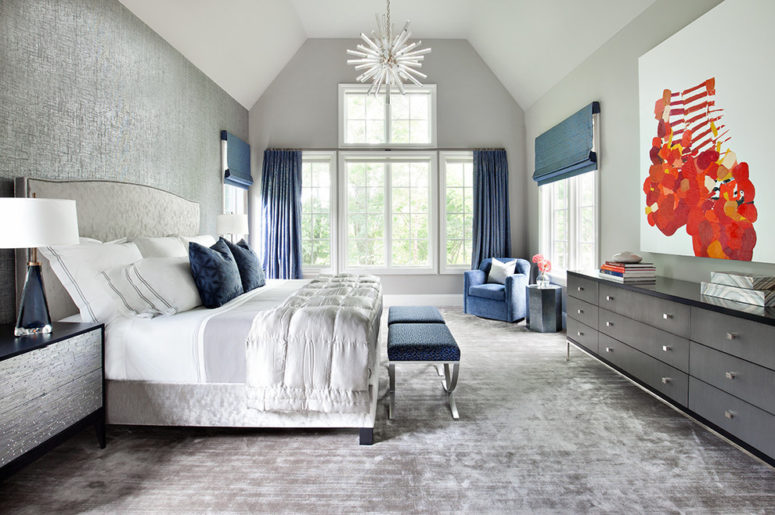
[383, 294, 463, 307]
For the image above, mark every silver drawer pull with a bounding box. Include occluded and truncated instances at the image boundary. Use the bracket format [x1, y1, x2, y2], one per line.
[724, 410, 736, 420]
[577, 331, 584, 337]
[725, 371, 736, 380]
[662, 345, 671, 352]
[661, 377, 671, 384]
[662, 313, 673, 320]
[577, 286, 584, 292]
[577, 309, 583, 314]
[605, 321, 613, 327]
[604, 347, 613, 353]
[605, 295, 614, 301]
[726, 332, 738, 340]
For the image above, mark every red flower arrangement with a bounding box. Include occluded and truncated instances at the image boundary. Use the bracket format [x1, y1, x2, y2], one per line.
[532, 254, 552, 273]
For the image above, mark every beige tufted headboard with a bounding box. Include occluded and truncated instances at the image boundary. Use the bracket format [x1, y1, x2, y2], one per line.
[14, 178, 201, 320]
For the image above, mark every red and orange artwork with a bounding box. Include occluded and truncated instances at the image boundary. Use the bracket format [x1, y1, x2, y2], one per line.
[643, 78, 757, 260]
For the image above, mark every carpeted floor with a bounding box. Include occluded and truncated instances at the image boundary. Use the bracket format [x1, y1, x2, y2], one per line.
[1, 307, 774, 513]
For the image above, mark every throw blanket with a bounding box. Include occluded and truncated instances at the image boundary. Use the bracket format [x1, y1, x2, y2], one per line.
[245, 274, 382, 413]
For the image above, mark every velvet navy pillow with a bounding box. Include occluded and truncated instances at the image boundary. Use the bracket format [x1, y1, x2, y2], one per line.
[222, 238, 265, 292]
[188, 239, 243, 308]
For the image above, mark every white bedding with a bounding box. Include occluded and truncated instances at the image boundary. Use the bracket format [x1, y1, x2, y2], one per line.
[104, 280, 309, 383]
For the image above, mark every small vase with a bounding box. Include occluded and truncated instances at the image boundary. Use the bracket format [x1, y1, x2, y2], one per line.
[537, 273, 550, 288]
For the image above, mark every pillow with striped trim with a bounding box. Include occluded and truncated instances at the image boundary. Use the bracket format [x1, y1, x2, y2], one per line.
[39, 241, 143, 323]
[101, 257, 202, 318]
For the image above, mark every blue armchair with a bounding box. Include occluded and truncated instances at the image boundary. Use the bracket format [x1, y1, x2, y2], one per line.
[464, 257, 530, 322]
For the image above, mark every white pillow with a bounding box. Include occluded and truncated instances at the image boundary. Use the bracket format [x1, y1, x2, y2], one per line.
[134, 236, 187, 258]
[39, 242, 143, 323]
[487, 259, 517, 285]
[101, 257, 201, 317]
[179, 234, 217, 250]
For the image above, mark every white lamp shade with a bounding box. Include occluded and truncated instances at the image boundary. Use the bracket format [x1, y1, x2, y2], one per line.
[217, 213, 249, 236]
[0, 198, 79, 249]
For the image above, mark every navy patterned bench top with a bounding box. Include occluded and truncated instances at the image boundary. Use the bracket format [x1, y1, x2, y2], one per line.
[387, 306, 445, 325]
[388, 323, 460, 362]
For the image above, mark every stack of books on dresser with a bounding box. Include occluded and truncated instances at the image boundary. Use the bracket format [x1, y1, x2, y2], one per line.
[598, 261, 656, 284]
[701, 272, 775, 306]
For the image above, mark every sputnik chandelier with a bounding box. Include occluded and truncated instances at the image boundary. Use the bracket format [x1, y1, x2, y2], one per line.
[346, 0, 431, 103]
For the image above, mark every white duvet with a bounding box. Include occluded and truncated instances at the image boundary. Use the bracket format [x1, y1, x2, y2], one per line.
[245, 275, 383, 413]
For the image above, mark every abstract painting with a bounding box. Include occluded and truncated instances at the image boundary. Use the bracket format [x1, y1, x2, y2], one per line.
[639, 0, 775, 263]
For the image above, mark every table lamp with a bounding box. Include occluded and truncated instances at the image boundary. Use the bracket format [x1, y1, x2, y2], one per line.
[217, 213, 249, 243]
[0, 197, 79, 336]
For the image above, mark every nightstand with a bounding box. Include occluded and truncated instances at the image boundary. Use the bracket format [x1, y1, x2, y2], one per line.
[0, 322, 104, 477]
[526, 284, 563, 333]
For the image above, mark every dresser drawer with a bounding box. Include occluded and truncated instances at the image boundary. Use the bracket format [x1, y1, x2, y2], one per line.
[689, 377, 775, 459]
[690, 342, 775, 415]
[598, 284, 690, 337]
[598, 308, 689, 372]
[0, 329, 101, 415]
[691, 307, 775, 370]
[566, 296, 598, 329]
[0, 369, 102, 467]
[598, 333, 688, 406]
[567, 317, 598, 354]
[567, 273, 598, 304]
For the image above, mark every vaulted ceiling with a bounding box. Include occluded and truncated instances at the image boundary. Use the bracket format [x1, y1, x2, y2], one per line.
[118, 0, 654, 111]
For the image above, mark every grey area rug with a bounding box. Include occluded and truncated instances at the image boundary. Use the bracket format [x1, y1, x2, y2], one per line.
[1, 308, 774, 513]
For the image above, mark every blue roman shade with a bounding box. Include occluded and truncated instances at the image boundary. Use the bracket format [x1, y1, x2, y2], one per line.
[221, 130, 253, 189]
[533, 101, 600, 186]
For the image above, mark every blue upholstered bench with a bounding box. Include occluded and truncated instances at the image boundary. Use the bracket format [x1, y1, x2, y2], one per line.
[387, 306, 446, 325]
[387, 307, 461, 419]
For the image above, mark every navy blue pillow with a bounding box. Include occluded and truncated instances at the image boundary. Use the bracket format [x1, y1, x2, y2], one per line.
[189, 239, 244, 308]
[222, 238, 265, 292]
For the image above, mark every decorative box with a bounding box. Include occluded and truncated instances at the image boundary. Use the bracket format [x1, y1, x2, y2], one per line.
[701, 281, 775, 307]
[710, 272, 775, 291]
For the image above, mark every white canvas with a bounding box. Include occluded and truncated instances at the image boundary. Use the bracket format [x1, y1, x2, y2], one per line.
[638, 0, 775, 263]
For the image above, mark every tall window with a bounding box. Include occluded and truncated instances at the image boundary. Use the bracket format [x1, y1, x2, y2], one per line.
[539, 172, 597, 275]
[339, 85, 436, 147]
[340, 152, 437, 273]
[223, 184, 247, 215]
[440, 152, 474, 271]
[301, 152, 336, 273]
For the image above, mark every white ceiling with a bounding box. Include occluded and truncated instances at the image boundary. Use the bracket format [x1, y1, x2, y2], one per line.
[119, 0, 654, 110]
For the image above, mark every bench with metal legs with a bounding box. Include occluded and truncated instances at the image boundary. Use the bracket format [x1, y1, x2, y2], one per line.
[386, 309, 462, 420]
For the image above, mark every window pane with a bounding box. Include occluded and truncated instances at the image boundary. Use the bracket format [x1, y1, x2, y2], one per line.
[447, 163, 464, 187]
[448, 214, 464, 240]
[392, 163, 410, 187]
[391, 95, 409, 119]
[410, 120, 429, 144]
[580, 206, 594, 242]
[346, 120, 366, 144]
[580, 173, 595, 206]
[412, 214, 428, 240]
[410, 93, 429, 118]
[554, 241, 567, 270]
[301, 157, 333, 269]
[579, 243, 595, 271]
[554, 210, 567, 241]
[554, 181, 567, 204]
[442, 154, 474, 268]
[391, 120, 410, 144]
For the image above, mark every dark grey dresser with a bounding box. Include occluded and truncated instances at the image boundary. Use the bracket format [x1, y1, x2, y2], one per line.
[567, 271, 775, 463]
[0, 322, 104, 477]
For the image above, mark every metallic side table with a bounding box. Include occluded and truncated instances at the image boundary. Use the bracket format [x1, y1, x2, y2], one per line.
[526, 284, 563, 333]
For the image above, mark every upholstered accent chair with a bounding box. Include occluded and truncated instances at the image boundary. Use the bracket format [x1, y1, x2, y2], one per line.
[464, 257, 530, 322]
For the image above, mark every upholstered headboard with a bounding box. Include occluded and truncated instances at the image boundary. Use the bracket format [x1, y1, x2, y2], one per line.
[14, 178, 201, 320]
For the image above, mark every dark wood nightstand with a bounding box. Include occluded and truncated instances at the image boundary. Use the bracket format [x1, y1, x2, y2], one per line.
[0, 322, 105, 478]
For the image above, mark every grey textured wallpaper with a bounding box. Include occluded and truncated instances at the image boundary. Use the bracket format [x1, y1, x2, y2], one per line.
[0, 0, 248, 323]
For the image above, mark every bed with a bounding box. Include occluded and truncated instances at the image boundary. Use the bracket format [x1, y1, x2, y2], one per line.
[13, 178, 381, 444]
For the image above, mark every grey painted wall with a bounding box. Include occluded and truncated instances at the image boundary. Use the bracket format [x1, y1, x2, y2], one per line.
[0, 0, 248, 323]
[249, 39, 526, 294]
[525, 0, 775, 283]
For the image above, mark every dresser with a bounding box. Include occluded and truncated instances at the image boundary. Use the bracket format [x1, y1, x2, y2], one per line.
[0, 322, 104, 476]
[566, 271, 775, 463]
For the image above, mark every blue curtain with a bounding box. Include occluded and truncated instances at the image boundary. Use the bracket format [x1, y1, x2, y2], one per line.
[261, 149, 302, 279]
[472, 149, 511, 268]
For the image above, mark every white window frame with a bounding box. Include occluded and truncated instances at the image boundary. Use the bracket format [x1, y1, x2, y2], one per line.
[439, 150, 474, 274]
[538, 171, 599, 284]
[223, 183, 248, 215]
[338, 84, 438, 149]
[300, 151, 337, 277]
[338, 150, 438, 275]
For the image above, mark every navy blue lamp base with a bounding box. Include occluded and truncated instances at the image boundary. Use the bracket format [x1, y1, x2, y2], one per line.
[15, 263, 52, 337]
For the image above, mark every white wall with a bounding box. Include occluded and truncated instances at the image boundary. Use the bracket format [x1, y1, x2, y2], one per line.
[249, 39, 526, 294]
[525, 0, 775, 283]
